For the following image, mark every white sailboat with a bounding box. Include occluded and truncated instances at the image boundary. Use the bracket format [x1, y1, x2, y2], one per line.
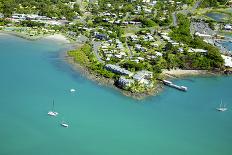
[48, 100, 59, 116]
[216, 100, 227, 112]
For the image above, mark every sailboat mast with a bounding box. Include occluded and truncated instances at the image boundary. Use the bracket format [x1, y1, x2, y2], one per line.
[53, 100, 55, 111]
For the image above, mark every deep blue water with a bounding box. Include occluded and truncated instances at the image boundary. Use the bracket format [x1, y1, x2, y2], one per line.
[0, 34, 232, 155]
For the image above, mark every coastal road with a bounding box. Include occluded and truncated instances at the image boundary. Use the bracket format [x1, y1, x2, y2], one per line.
[92, 41, 105, 64]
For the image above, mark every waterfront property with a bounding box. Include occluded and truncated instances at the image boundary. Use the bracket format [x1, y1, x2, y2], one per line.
[221, 55, 232, 68]
[1, 35, 232, 155]
[117, 76, 135, 88]
[105, 64, 133, 76]
[133, 70, 153, 84]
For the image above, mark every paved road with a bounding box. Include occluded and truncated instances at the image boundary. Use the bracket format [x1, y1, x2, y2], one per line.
[92, 41, 104, 64]
[192, 1, 202, 11]
[172, 12, 178, 27]
[172, 1, 202, 27]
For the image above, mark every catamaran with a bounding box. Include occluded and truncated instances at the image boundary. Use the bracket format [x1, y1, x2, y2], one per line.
[216, 100, 227, 112]
[48, 100, 59, 116]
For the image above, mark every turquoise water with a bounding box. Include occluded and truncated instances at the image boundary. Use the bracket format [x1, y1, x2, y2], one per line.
[0, 35, 232, 155]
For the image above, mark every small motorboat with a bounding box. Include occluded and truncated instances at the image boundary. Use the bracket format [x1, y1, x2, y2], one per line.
[70, 88, 76, 93]
[61, 121, 69, 128]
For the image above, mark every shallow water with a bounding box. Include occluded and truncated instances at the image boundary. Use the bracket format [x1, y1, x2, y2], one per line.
[206, 12, 228, 22]
[0, 35, 232, 155]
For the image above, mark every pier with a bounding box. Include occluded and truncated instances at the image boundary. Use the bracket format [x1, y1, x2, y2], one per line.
[162, 80, 188, 91]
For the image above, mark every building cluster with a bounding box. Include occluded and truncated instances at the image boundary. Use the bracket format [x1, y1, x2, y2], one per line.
[191, 21, 216, 38]
[98, 39, 127, 62]
[191, 21, 231, 53]
[105, 64, 133, 76]
[105, 64, 153, 88]
[159, 32, 181, 46]
[10, 13, 68, 26]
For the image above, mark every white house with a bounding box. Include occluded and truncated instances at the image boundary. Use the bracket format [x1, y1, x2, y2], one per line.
[221, 55, 232, 67]
[224, 24, 232, 30]
[188, 48, 208, 53]
[133, 70, 153, 84]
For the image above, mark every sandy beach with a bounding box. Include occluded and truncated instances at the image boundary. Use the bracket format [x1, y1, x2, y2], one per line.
[162, 69, 210, 78]
[0, 31, 70, 44]
[42, 34, 70, 43]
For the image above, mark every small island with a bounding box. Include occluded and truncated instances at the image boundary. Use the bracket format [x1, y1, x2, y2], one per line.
[1, 0, 232, 99]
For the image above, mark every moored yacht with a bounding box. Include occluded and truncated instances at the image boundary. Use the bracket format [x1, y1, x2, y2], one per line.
[216, 100, 227, 112]
[48, 100, 59, 116]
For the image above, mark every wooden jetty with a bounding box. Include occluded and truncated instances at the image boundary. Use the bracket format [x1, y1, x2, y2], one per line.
[162, 80, 188, 91]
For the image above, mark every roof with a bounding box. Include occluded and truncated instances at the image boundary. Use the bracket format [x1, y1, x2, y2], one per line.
[188, 48, 208, 53]
[133, 70, 153, 81]
[221, 55, 232, 67]
[105, 64, 133, 76]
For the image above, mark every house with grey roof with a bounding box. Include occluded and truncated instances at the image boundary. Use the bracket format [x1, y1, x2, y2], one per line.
[117, 76, 135, 88]
[105, 64, 133, 76]
[133, 70, 153, 84]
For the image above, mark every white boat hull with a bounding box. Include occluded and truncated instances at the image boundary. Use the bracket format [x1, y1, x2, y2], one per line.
[216, 108, 227, 112]
[70, 89, 76, 93]
[61, 123, 69, 127]
[48, 111, 59, 116]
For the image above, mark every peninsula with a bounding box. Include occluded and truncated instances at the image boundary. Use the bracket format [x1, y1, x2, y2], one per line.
[1, 0, 232, 99]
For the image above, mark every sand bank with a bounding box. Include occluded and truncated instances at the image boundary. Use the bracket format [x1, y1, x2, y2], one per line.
[162, 69, 210, 78]
[42, 34, 70, 43]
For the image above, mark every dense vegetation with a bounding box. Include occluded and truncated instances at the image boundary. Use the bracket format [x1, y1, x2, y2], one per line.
[200, 0, 228, 8]
[68, 44, 116, 78]
[0, 0, 81, 20]
[170, 14, 224, 70]
[0, 0, 226, 75]
[20, 20, 45, 27]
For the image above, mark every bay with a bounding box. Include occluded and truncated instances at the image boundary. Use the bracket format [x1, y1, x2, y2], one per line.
[0, 34, 232, 155]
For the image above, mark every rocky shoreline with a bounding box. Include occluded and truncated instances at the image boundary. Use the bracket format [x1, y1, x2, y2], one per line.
[63, 53, 164, 100]
[63, 47, 232, 100]
[2, 32, 231, 99]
